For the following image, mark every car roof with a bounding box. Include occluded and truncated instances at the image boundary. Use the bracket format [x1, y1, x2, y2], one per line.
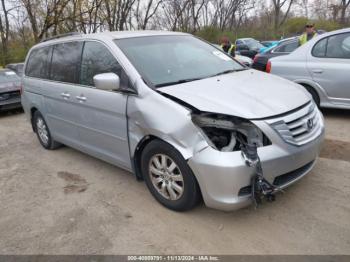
[34, 30, 188, 48]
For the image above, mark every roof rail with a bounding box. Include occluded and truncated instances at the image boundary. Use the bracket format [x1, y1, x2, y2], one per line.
[40, 32, 82, 43]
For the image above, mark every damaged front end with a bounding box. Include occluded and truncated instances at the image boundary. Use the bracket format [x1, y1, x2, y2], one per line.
[192, 113, 282, 207]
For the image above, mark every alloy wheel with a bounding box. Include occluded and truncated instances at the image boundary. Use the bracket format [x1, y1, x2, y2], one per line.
[36, 117, 49, 145]
[148, 154, 184, 201]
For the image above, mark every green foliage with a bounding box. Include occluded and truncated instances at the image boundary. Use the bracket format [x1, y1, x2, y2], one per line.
[195, 26, 236, 44]
[195, 17, 345, 43]
[283, 17, 309, 35]
[0, 39, 33, 66]
[314, 20, 342, 32]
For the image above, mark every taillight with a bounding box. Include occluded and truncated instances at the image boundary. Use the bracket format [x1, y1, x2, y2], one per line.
[266, 60, 271, 73]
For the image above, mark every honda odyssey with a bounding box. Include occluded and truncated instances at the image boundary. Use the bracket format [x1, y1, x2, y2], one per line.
[22, 31, 325, 211]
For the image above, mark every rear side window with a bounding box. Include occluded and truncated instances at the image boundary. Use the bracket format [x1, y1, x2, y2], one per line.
[326, 33, 350, 58]
[50, 41, 83, 83]
[80, 41, 129, 88]
[25, 46, 52, 78]
[283, 41, 298, 52]
[312, 33, 350, 59]
[312, 38, 327, 57]
[274, 41, 298, 53]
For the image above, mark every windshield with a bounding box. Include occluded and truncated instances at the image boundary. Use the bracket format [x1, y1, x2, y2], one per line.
[244, 39, 264, 49]
[0, 70, 20, 83]
[114, 35, 244, 87]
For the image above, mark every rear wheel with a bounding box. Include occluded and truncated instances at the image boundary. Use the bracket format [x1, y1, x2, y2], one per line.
[141, 140, 200, 211]
[33, 111, 61, 150]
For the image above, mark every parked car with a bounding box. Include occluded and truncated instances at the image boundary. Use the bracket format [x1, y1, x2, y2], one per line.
[268, 28, 350, 109]
[0, 69, 22, 111]
[259, 40, 279, 53]
[235, 38, 265, 58]
[260, 40, 279, 48]
[22, 31, 324, 211]
[212, 44, 253, 67]
[252, 37, 299, 71]
[5, 63, 24, 76]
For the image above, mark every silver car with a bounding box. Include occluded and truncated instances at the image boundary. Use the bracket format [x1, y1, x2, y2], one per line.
[269, 28, 350, 109]
[22, 31, 324, 211]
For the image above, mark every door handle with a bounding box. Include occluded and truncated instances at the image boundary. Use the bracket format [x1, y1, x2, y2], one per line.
[312, 69, 323, 74]
[61, 92, 70, 99]
[76, 95, 87, 102]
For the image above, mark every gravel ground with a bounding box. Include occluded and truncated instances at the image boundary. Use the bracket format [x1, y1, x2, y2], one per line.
[0, 109, 349, 255]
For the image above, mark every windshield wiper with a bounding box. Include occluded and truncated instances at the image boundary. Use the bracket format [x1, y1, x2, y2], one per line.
[212, 68, 247, 77]
[155, 77, 203, 88]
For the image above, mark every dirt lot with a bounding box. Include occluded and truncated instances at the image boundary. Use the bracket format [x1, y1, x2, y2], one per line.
[0, 109, 349, 255]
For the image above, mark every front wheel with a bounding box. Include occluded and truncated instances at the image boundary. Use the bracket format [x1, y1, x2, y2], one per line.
[141, 140, 200, 211]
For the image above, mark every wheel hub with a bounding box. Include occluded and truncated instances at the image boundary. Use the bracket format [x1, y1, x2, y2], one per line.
[148, 154, 184, 201]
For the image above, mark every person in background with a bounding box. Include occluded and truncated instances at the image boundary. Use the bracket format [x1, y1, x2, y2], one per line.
[220, 36, 236, 57]
[299, 22, 318, 46]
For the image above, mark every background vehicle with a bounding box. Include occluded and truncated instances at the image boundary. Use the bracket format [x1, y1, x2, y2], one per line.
[0, 69, 22, 111]
[212, 44, 253, 67]
[236, 54, 253, 67]
[235, 38, 264, 58]
[259, 40, 279, 53]
[269, 28, 350, 109]
[5, 63, 24, 76]
[261, 40, 279, 48]
[253, 37, 299, 71]
[22, 31, 324, 212]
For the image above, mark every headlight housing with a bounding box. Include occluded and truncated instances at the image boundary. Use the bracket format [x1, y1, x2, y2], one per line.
[192, 113, 271, 152]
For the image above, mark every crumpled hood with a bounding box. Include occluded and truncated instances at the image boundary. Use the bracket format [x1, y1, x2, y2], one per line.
[159, 69, 310, 119]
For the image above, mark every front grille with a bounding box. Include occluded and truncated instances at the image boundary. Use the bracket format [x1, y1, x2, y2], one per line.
[273, 160, 314, 186]
[238, 161, 314, 196]
[265, 102, 322, 146]
[0, 90, 20, 101]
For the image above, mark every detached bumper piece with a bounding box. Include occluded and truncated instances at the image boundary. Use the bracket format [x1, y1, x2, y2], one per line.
[239, 137, 283, 207]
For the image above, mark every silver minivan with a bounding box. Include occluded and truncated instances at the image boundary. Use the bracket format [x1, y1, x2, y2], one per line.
[22, 31, 325, 211]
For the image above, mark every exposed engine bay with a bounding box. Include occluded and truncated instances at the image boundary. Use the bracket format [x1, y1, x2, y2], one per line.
[192, 112, 281, 207]
[192, 113, 268, 152]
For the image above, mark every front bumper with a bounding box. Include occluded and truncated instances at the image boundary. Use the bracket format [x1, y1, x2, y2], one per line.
[0, 97, 21, 111]
[188, 108, 325, 211]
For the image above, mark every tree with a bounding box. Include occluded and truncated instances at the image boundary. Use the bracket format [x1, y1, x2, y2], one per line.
[271, 0, 295, 32]
[339, 0, 350, 25]
[134, 0, 163, 30]
[0, 0, 10, 64]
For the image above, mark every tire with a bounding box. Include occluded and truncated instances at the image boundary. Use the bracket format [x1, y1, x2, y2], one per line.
[141, 140, 200, 211]
[303, 85, 320, 107]
[33, 111, 61, 150]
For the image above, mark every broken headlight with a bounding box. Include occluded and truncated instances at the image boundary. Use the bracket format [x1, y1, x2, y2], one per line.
[192, 113, 271, 152]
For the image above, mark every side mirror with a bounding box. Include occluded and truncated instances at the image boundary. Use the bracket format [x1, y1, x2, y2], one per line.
[93, 72, 120, 91]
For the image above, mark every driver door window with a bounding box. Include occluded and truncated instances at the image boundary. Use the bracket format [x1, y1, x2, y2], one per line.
[80, 41, 129, 89]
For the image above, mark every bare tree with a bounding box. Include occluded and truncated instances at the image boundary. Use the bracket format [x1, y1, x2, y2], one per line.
[21, 0, 71, 42]
[103, 0, 136, 31]
[339, 0, 350, 25]
[134, 0, 163, 30]
[271, 0, 295, 32]
[0, 0, 10, 64]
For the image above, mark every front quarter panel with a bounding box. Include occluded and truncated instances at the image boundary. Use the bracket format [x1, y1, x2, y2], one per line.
[127, 79, 209, 161]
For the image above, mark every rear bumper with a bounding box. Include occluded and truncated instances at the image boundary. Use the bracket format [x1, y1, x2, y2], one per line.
[188, 114, 325, 211]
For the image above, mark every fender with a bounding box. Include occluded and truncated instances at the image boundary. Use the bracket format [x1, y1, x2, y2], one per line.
[293, 78, 330, 104]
